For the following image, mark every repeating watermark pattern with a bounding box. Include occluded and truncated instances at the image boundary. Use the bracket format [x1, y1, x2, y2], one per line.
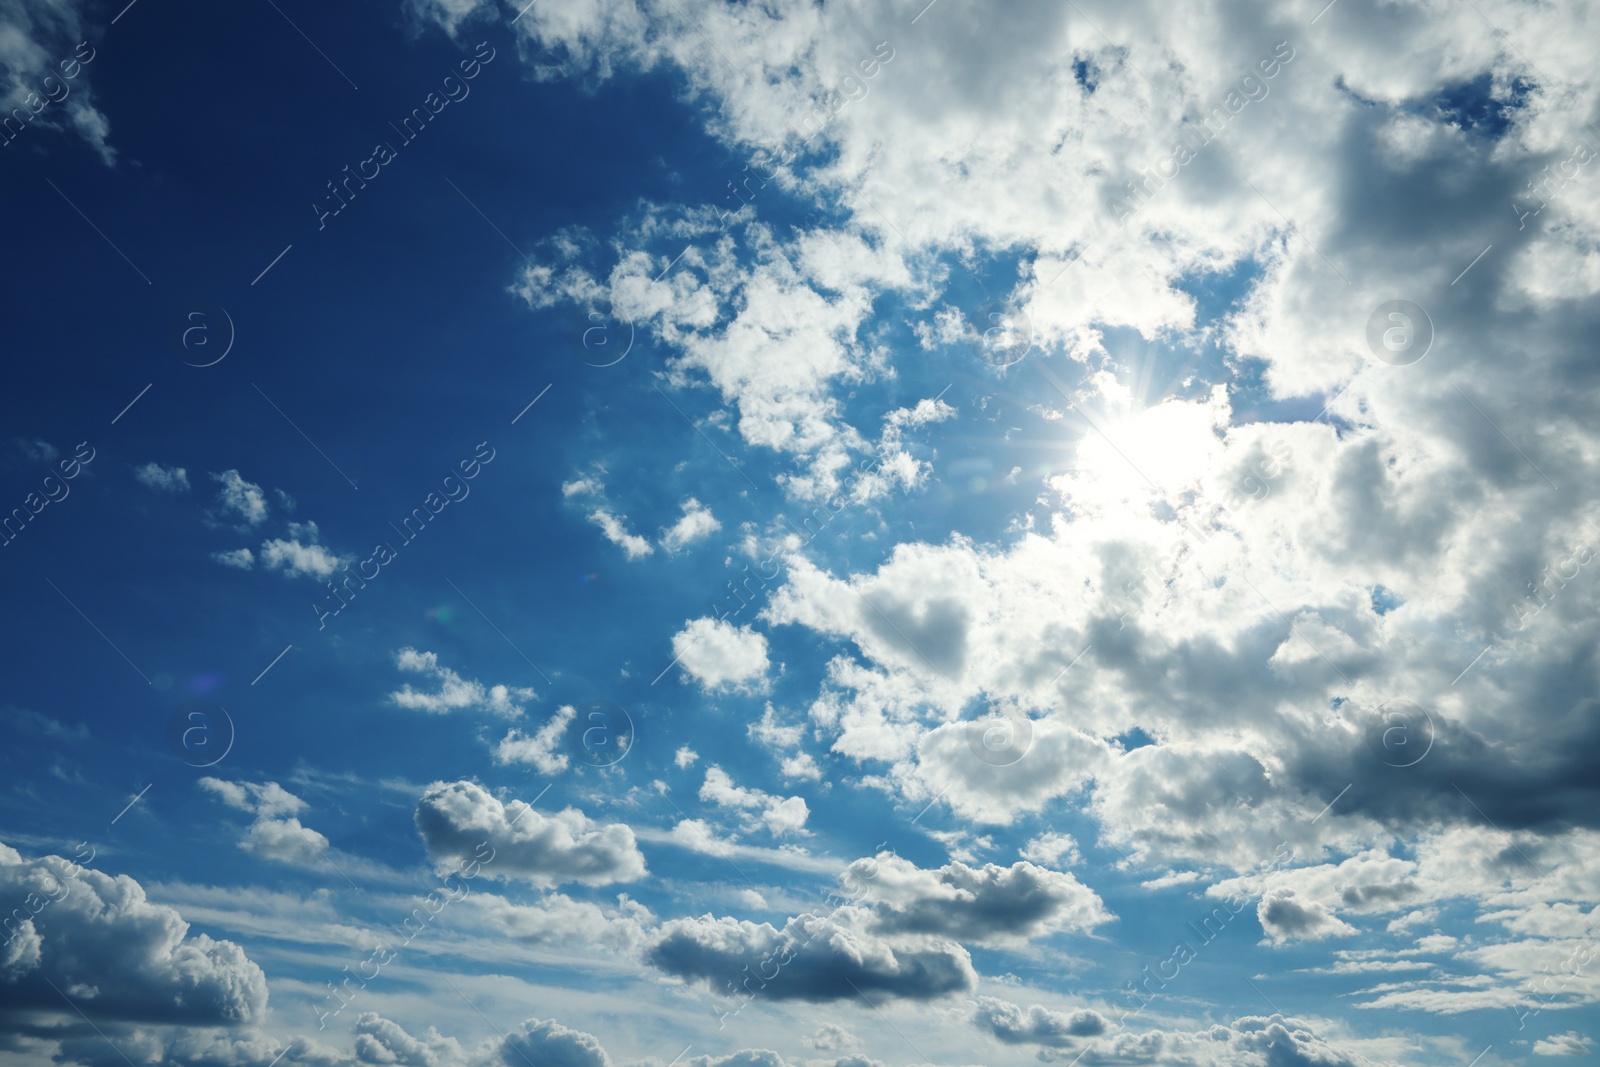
[164, 700, 236, 768]
[1364, 698, 1434, 768]
[971, 298, 1033, 369]
[177, 307, 235, 368]
[1505, 517, 1599, 634]
[1364, 299, 1433, 366]
[965, 704, 1034, 766]
[1513, 934, 1600, 1030]
[1512, 134, 1598, 231]
[575, 307, 634, 367]
[566, 700, 635, 766]
[0, 442, 97, 550]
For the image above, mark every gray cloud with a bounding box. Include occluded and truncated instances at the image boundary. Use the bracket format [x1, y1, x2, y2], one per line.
[0, 842, 267, 1027]
[414, 780, 647, 887]
[852, 855, 1111, 942]
[972, 995, 1108, 1047]
[645, 911, 975, 1003]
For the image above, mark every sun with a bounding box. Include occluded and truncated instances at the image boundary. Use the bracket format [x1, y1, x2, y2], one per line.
[1074, 394, 1227, 502]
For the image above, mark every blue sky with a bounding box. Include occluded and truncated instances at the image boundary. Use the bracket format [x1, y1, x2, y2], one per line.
[3, 1, 1600, 1066]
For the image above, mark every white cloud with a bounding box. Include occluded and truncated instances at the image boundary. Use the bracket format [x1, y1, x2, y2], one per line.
[674, 745, 699, 768]
[672, 617, 771, 691]
[748, 704, 804, 749]
[495, 705, 576, 773]
[211, 547, 254, 569]
[780, 752, 821, 781]
[0, 0, 114, 164]
[645, 910, 976, 1004]
[133, 462, 188, 492]
[700, 766, 810, 836]
[1021, 832, 1082, 870]
[1534, 1032, 1593, 1056]
[209, 469, 268, 525]
[498, 1016, 613, 1067]
[661, 496, 721, 552]
[390, 648, 537, 717]
[259, 520, 347, 579]
[197, 778, 338, 868]
[589, 507, 653, 558]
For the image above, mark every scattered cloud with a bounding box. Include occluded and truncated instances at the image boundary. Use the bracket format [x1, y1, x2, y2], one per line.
[133, 462, 188, 492]
[390, 648, 537, 717]
[661, 497, 720, 552]
[414, 779, 647, 887]
[210, 470, 268, 526]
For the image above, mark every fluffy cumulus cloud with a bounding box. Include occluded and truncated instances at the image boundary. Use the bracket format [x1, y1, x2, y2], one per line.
[661, 496, 721, 552]
[211, 547, 254, 569]
[848, 854, 1111, 944]
[1063, 1014, 1377, 1067]
[699, 766, 810, 836]
[414, 779, 647, 887]
[672, 617, 771, 691]
[390, 648, 537, 717]
[495, 1017, 612, 1067]
[351, 1011, 465, 1067]
[0, 841, 267, 1026]
[198, 778, 338, 868]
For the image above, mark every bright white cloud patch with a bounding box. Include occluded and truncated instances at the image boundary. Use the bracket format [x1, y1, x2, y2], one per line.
[661, 496, 720, 552]
[495, 704, 576, 772]
[699, 765, 809, 836]
[589, 506, 653, 558]
[198, 778, 348, 870]
[672, 617, 771, 690]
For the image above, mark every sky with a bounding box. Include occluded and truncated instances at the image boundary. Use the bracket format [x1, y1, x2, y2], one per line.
[2, 0, 1599, 1065]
